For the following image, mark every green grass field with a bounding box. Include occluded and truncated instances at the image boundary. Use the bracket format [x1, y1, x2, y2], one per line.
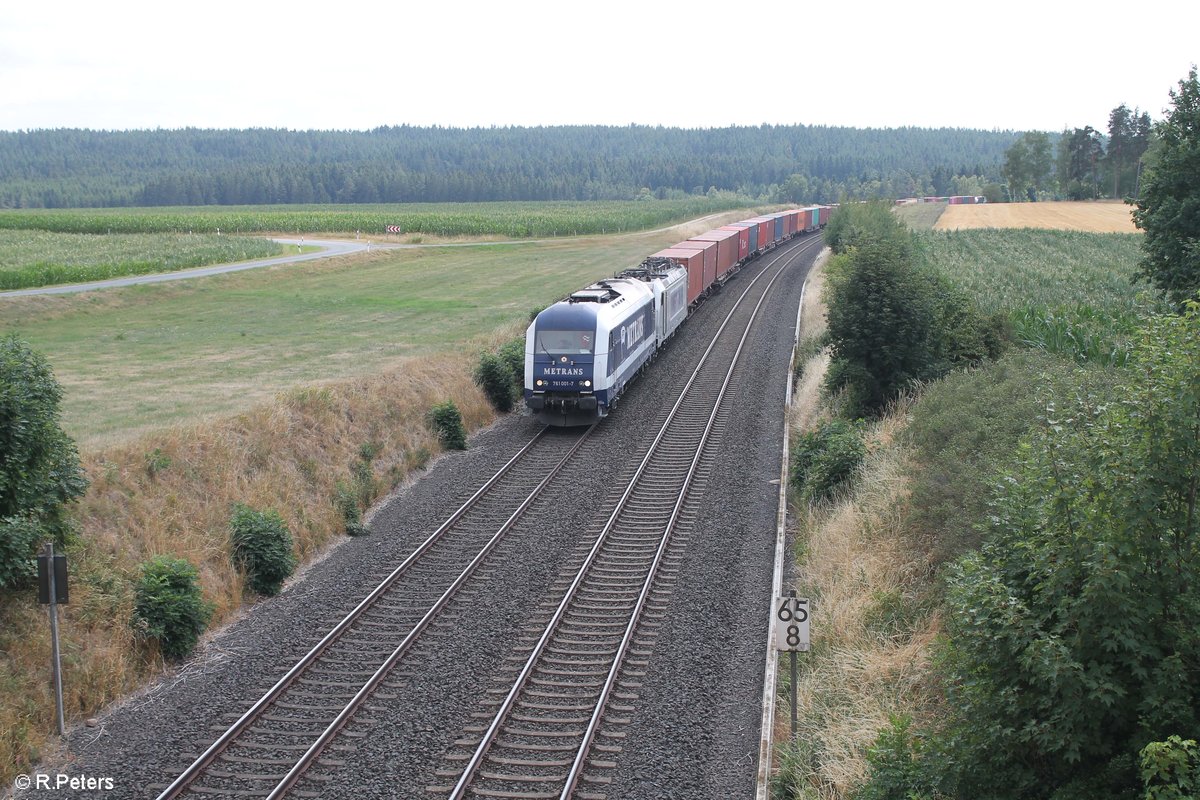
[0, 198, 747, 237]
[0, 230, 283, 290]
[0, 208, 764, 446]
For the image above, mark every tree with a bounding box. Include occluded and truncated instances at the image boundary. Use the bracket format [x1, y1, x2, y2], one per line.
[1059, 126, 1106, 199]
[1004, 132, 1054, 200]
[1133, 67, 1200, 305]
[823, 213, 935, 415]
[0, 335, 87, 589]
[1106, 104, 1154, 199]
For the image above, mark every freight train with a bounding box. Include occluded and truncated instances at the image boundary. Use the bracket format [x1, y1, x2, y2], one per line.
[524, 206, 829, 426]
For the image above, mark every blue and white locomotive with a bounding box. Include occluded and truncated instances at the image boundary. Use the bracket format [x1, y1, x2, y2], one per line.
[525, 260, 688, 426]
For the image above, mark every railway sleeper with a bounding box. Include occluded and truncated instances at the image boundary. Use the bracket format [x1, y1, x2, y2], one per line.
[480, 770, 565, 782]
[206, 769, 288, 781]
[501, 725, 585, 737]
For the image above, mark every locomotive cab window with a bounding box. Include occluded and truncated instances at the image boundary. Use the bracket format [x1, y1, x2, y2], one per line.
[536, 330, 594, 354]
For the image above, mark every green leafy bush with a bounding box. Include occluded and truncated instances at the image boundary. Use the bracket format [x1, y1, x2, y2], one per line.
[0, 335, 87, 589]
[791, 419, 867, 504]
[334, 480, 369, 537]
[0, 516, 43, 589]
[429, 401, 467, 450]
[1141, 736, 1199, 800]
[498, 337, 525, 391]
[474, 351, 517, 412]
[853, 716, 937, 800]
[229, 504, 296, 596]
[132, 556, 213, 660]
[924, 305, 1200, 797]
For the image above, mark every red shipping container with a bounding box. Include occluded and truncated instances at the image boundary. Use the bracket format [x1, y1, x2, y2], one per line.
[668, 240, 719, 294]
[745, 217, 775, 248]
[689, 228, 740, 278]
[719, 225, 751, 261]
[785, 210, 799, 236]
[651, 248, 707, 305]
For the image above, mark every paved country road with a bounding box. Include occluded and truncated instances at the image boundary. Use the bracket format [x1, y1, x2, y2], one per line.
[0, 238, 369, 298]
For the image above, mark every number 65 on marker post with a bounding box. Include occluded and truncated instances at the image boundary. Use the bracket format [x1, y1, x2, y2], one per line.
[774, 595, 810, 652]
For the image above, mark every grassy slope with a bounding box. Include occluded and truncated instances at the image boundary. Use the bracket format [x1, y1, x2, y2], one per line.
[0, 210, 757, 446]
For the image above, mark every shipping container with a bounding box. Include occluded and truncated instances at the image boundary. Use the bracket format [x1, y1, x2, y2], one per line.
[741, 221, 759, 252]
[719, 225, 752, 261]
[668, 240, 718, 294]
[745, 217, 775, 248]
[724, 221, 759, 253]
[689, 228, 740, 278]
[800, 207, 813, 232]
[651, 248, 707, 305]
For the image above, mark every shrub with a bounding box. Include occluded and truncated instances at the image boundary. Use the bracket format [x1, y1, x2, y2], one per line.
[144, 447, 171, 478]
[1141, 736, 1199, 800]
[0, 516, 43, 589]
[334, 480, 369, 537]
[132, 556, 213, 660]
[229, 504, 296, 596]
[0, 335, 87, 588]
[474, 351, 517, 412]
[853, 716, 937, 800]
[824, 237, 939, 417]
[498, 337, 526, 392]
[791, 419, 867, 504]
[429, 401, 467, 450]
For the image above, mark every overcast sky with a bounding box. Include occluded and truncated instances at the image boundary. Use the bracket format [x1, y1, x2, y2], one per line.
[2, 0, 1195, 133]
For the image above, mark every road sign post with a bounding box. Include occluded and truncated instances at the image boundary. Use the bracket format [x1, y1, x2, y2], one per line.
[774, 591, 810, 739]
[38, 542, 68, 737]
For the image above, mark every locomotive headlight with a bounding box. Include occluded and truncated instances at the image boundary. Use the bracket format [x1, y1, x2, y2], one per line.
[535, 379, 544, 387]
[583, 380, 592, 387]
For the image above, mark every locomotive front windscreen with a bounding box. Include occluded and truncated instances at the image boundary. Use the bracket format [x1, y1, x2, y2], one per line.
[535, 330, 595, 355]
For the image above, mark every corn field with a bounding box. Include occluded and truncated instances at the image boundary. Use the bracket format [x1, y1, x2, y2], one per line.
[0, 230, 281, 290]
[916, 228, 1166, 366]
[0, 199, 746, 238]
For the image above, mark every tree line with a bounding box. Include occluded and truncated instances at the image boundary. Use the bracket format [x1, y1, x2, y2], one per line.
[0, 124, 1017, 208]
[1002, 103, 1155, 201]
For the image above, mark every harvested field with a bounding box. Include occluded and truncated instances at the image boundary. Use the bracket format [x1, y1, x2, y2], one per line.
[935, 201, 1138, 233]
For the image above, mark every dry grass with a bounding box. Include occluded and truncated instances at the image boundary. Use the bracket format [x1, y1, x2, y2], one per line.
[935, 200, 1138, 233]
[775, 407, 942, 800]
[773, 262, 942, 799]
[0, 353, 495, 785]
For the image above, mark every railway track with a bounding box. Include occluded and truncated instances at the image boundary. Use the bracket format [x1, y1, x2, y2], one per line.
[155, 425, 595, 799]
[433, 237, 821, 799]
[155, 234, 819, 800]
